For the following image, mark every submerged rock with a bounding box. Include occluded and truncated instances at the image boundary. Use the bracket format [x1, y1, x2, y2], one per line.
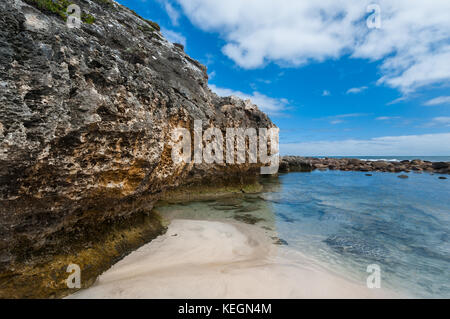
[272, 237, 288, 246]
[235, 205, 261, 213]
[324, 235, 389, 261]
[234, 213, 266, 225]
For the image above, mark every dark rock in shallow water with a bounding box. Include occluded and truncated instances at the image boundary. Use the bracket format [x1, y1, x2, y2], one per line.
[432, 162, 449, 170]
[233, 214, 265, 225]
[398, 175, 409, 179]
[438, 176, 447, 180]
[212, 205, 239, 211]
[281, 156, 449, 175]
[272, 237, 288, 246]
[365, 174, 373, 176]
[275, 212, 296, 223]
[279, 156, 313, 172]
[236, 205, 260, 213]
[324, 235, 389, 261]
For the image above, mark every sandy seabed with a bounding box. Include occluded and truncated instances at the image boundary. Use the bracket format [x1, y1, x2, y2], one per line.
[68, 219, 398, 299]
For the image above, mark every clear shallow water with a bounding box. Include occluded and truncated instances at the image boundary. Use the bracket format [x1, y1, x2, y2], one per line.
[156, 170, 450, 298]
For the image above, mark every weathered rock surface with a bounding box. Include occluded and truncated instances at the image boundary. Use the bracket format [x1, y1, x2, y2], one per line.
[280, 156, 450, 175]
[0, 0, 274, 297]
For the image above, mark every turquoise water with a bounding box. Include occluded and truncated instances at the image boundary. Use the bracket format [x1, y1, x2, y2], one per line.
[263, 171, 450, 298]
[157, 170, 450, 298]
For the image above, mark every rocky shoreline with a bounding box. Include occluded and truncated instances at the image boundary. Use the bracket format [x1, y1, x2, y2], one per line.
[0, 0, 273, 298]
[280, 156, 450, 175]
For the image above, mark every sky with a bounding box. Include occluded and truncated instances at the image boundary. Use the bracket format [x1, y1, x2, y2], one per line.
[117, 0, 450, 156]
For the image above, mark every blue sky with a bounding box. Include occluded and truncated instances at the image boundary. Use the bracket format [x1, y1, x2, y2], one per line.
[117, 0, 450, 156]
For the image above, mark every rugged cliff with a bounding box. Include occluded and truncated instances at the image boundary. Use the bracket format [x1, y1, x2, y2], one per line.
[0, 0, 274, 298]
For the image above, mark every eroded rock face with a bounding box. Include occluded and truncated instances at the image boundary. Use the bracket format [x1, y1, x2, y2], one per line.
[280, 157, 450, 174]
[0, 0, 273, 297]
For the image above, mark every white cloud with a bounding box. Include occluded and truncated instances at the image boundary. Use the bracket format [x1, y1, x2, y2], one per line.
[424, 96, 450, 106]
[322, 90, 331, 96]
[174, 0, 450, 93]
[209, 84, 289, 116]
[387, 96, 408, 105]
[281, 133, 450, 156]
[326, 113, 367, 125]
[376, 116, 401, 121]
[208, 70, 216, 80]
[346, 86, 368, 94]
[432, 117, 450, 125]
[332, 113, 367, 119]
[156, 0, 181, 26]
[165, 2, 181, 25]
[160, 28, 186, 47]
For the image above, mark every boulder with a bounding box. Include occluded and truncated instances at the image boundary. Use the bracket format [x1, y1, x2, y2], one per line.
[432, 162, 449, 170]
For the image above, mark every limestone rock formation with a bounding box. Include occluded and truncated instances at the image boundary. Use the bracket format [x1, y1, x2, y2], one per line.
[0, 0, 274, 297]
[280, 156, 450, 174]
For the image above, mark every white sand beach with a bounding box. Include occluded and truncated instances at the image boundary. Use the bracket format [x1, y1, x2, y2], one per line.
[69, 219, 398, 299]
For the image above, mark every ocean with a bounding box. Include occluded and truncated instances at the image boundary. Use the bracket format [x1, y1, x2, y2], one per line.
[161, 170, 450, 298]
[262, 170, 450, 298]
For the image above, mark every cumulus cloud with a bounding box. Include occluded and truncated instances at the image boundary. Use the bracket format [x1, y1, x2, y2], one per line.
[346, 86, 368, 94]
[160, 28, 186, 47]
[322, 90, 331, 96]
[280, 133, 450, 156]
[424, 96, 450, 106]
[209, 84, 289, 116]
[174, 0, 450, 93]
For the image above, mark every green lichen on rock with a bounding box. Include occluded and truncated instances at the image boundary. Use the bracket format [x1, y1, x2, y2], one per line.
[161, 181, 263, 203]
[24, 0, 73, 20]
[137, 23, 155, 35]
[81, 13, 95, 24]
[145, 19, 161, 31]
[24, 0, 96, 24]
[129, 8, 161, 31]
[0, 210, 166, 299]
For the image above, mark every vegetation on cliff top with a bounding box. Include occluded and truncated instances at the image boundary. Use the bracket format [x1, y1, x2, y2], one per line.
[24, 0, 95, 24]
[24, 0, 161, 31]
[129, 8, 161, 31]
